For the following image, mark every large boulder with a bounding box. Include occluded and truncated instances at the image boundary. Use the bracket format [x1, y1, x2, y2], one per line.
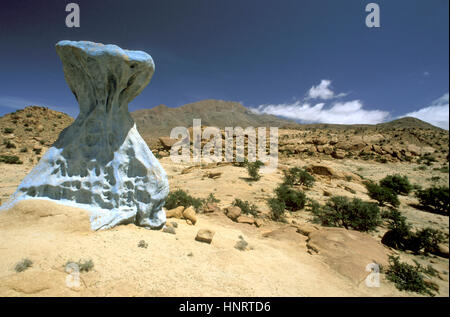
[1, 41, 169, 230]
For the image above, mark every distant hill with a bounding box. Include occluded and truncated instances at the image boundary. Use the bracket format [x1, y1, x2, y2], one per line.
[131, 99, 297, 138]
[283, 117, 445, 131]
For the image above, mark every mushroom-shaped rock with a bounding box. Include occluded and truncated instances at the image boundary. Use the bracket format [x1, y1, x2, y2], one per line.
[2, 41, 169, 230]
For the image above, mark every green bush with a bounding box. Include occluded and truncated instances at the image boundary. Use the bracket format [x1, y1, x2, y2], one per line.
[365, 182, 400, 208]
[415, 186, 449, 214]
[205, 193, 220, 204]
[380, 174, 413, 196]
[384, 255, 438, 296]
[313, 196, 380, 232]
[246, 160, 264, 181]
[0, 155, 23, 164]
[274, 184, 307, 211]
[282, 167, 315, 188]
[382, 210, 445, 254]
[233, 198, 259, 217]
[165, 189, 204, 212]
[267, 197, 286, 221]
[408, 228, 446, 255]
[3, 128, 14, 134]
[3, 139, 16, 149]
[417, 154, 437, 166]
[381, 209, 412, 250]
[66, 259, 94, 273]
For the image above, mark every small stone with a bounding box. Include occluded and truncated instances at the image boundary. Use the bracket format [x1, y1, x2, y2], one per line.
[255, 219, 263, 227]
[195, 229, 215, 244]
[162, 226, 176, 234]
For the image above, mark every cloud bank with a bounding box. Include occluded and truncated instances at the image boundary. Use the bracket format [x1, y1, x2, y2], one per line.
[255, 79, 449, 129]
[255, 80, 389, 125]
[403, 93, 449, 130]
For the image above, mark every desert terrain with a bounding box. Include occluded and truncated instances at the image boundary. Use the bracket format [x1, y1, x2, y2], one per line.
[0, 104, 448, 297]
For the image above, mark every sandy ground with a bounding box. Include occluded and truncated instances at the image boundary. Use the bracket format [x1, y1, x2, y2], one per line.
[0, 157, 448, 297]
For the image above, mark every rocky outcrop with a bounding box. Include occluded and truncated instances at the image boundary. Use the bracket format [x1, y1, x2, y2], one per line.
[2, 41, 169, 230]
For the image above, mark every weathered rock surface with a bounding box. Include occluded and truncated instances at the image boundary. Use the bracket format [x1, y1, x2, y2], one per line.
[307, 227, 390, 284]
[2, 41, 169, 230]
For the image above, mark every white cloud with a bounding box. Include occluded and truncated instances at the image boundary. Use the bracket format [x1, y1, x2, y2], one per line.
[255, 99, 389, 125]
[307, 79, 347, 100]
[403, 93, 449, 129]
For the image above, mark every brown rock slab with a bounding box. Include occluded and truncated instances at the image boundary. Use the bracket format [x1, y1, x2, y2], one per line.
[237, 215, 255, 225]
[307, 227, 390, 285]
[195, 229, 215, 244]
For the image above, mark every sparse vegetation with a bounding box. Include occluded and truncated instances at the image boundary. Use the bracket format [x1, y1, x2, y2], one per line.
[165, 189, 204, 212]
[3, 139, 16, 149]
[379, 174, 413, 196]
[233, 198, 259, 217]
[384, 255, 438, 296]
[365, 182, 400, 208]
[205, 193, 220, 204]
[267, 197, 286, 221]
[3, 128, 14, 134]
[415, 186, 449, 214]
[246, 160, 264, 181]
[312, 196, 381, 232]
[65, 259, 94, 273]
[274, 184, 307, 211]
[282, 167, 315, 188]
[14, 258, 33, 272]
[0, 155, 23, 164]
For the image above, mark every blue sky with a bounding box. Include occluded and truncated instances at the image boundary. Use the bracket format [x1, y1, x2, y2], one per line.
[0, 0, 448, 128]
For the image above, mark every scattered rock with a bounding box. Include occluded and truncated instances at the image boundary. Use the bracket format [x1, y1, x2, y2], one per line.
[166, 206, 184, 219]
[254, 219, 263, 227]
[204, 172, 222, 179]
[195, 229, 215, 244]
[203, 202, 221, 213]
[235, 237, 249, 251]
[138, 240, 148, 248]
[182, 206, 197, 225]
[225, 206, 242, 221]
[237, 215, 255, 225]
[158, 137, 177, 150]
[162, 226, 176, 234]
[331, 149, 346, 159]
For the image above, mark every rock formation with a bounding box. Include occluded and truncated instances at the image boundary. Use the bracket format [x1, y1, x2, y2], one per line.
[3, 41, 169, 230]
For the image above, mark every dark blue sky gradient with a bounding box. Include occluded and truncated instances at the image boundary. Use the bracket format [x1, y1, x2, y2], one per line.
[0, 0, 448, 118]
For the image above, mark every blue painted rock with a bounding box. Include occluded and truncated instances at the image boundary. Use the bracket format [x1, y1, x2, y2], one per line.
[3, 41, 169, 230]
